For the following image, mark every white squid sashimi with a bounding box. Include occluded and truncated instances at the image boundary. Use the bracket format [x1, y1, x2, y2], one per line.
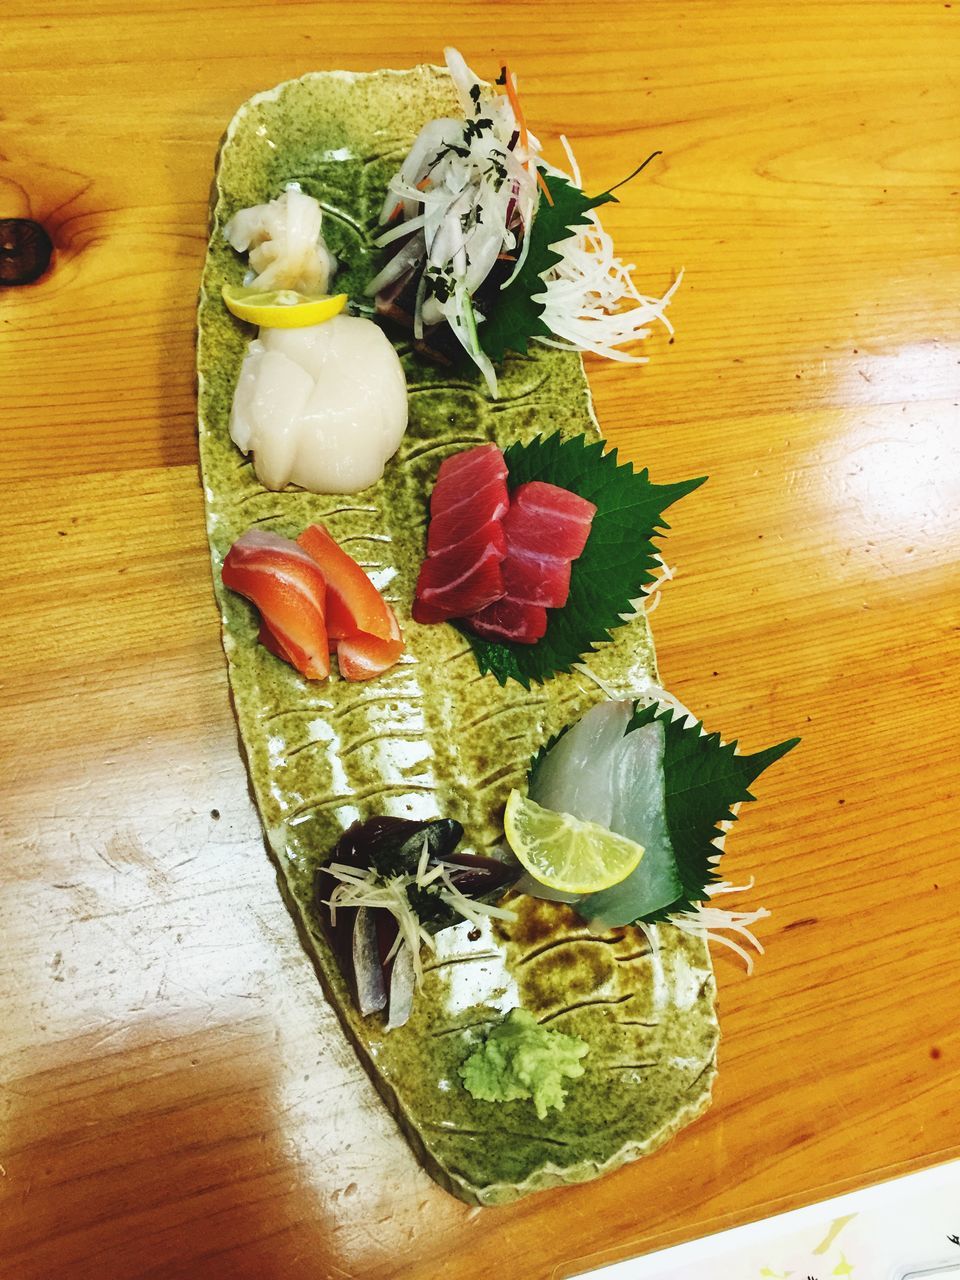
[528, 699, 683, 926]
[224, 188, 337, 294]
[229, 315, 408, 493]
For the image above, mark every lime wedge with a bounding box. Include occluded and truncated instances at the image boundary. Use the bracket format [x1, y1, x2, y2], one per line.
[221, 284, 348, 329]
[503, 790, 644, 895]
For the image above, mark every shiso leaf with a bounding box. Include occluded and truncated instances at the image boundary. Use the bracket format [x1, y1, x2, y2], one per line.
[460, 432, 706, 687]
[478, 171, 616, 362]
[624, 702, 800, 920]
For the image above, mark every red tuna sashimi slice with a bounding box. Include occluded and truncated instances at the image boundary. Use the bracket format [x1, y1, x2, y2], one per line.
[502, 481, 597, 559]
[430, 443, 507, 511]
[222, 530, 329, 680]
[465, 596, 548, 645]
[500, 544, 573, 609]
[426, 474, 509, 555]
[412, 525, 507, 624]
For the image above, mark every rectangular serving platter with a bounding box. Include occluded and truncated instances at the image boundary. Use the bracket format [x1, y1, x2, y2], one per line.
[197, 63, 718, 1205]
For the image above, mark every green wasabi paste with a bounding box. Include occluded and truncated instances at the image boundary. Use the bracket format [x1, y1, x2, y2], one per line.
[458, 1008, 589, 1120]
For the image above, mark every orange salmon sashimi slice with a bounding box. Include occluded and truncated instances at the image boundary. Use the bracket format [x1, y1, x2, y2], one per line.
[336, 602, 404, 681]
[297, 523, 396, 642]
[221, 530, 330, 680]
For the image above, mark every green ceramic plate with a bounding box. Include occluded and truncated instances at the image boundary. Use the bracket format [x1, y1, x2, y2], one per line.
[197, 64, 718, 1205]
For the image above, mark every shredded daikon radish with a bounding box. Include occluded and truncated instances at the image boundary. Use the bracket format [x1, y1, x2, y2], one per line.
[670, 881, 770, 975]
[632, 680, 700, 728]
[642, 556, 677, 616]
[531, 135, 680, 363]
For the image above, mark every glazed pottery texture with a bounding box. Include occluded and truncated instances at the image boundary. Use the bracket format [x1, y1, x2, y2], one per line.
[197, 65, 719, 1204]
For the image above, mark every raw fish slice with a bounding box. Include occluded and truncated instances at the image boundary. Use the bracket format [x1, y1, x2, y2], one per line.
[584, 719, 682, 925]
[412, 527, 506, 622]
[419, 518, 506, 584]
[528, 701, 684, 925]
[500, 543, 572, 608]
[466, 596, 547, 644]
[258, 618, 301, 667]
[504, 481, 597, 559]
[426, 474, 509, 554]
[336, 604, 404, 680]
[430, 442, 507, 508]
[529, 700, 632, 829]
[297, 522, 395, 640]
[221, 530, 329, 679]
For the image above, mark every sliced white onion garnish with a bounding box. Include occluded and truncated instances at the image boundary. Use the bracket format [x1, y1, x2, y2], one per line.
[365, 232, 426, 296]
[372, 47, 541, 395]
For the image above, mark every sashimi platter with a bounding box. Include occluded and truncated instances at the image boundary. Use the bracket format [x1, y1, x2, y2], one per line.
[197, 49, 798, 1205]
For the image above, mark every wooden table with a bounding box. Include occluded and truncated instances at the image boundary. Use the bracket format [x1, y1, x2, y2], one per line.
[2, 3, 958, 1277]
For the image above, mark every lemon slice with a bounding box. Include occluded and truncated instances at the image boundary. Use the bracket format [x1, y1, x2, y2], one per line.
[221, 284, 348, 329]
[503, 790, 644, 895]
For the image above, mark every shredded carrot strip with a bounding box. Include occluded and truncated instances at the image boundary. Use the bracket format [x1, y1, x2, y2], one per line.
[535, 167, 554, 206]
[387, 174, 435, 223]
[502, 64, 529, 154]
[497, 252, 516, 261]
[502, 65, 552, 208]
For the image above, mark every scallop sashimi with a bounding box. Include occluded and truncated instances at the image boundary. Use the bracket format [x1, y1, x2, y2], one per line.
[229, 314, 408, 493]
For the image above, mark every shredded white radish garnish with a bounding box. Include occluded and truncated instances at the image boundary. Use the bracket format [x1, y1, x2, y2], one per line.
[572, 661, 626, 700]
[642, 555, 677, 616]
[633, 680, 700, 728]
[670, 879, 770, 975]
[533, 135, 680, 363]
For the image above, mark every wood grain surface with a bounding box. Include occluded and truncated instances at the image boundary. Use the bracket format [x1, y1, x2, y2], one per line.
[2, 2, 958, 1277]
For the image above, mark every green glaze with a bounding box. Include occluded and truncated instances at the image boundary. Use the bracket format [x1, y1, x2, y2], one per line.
[197, 64, 718, 1205]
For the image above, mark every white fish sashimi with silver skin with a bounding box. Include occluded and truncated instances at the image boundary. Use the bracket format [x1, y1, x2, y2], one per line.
[527, 699, 684, 925]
